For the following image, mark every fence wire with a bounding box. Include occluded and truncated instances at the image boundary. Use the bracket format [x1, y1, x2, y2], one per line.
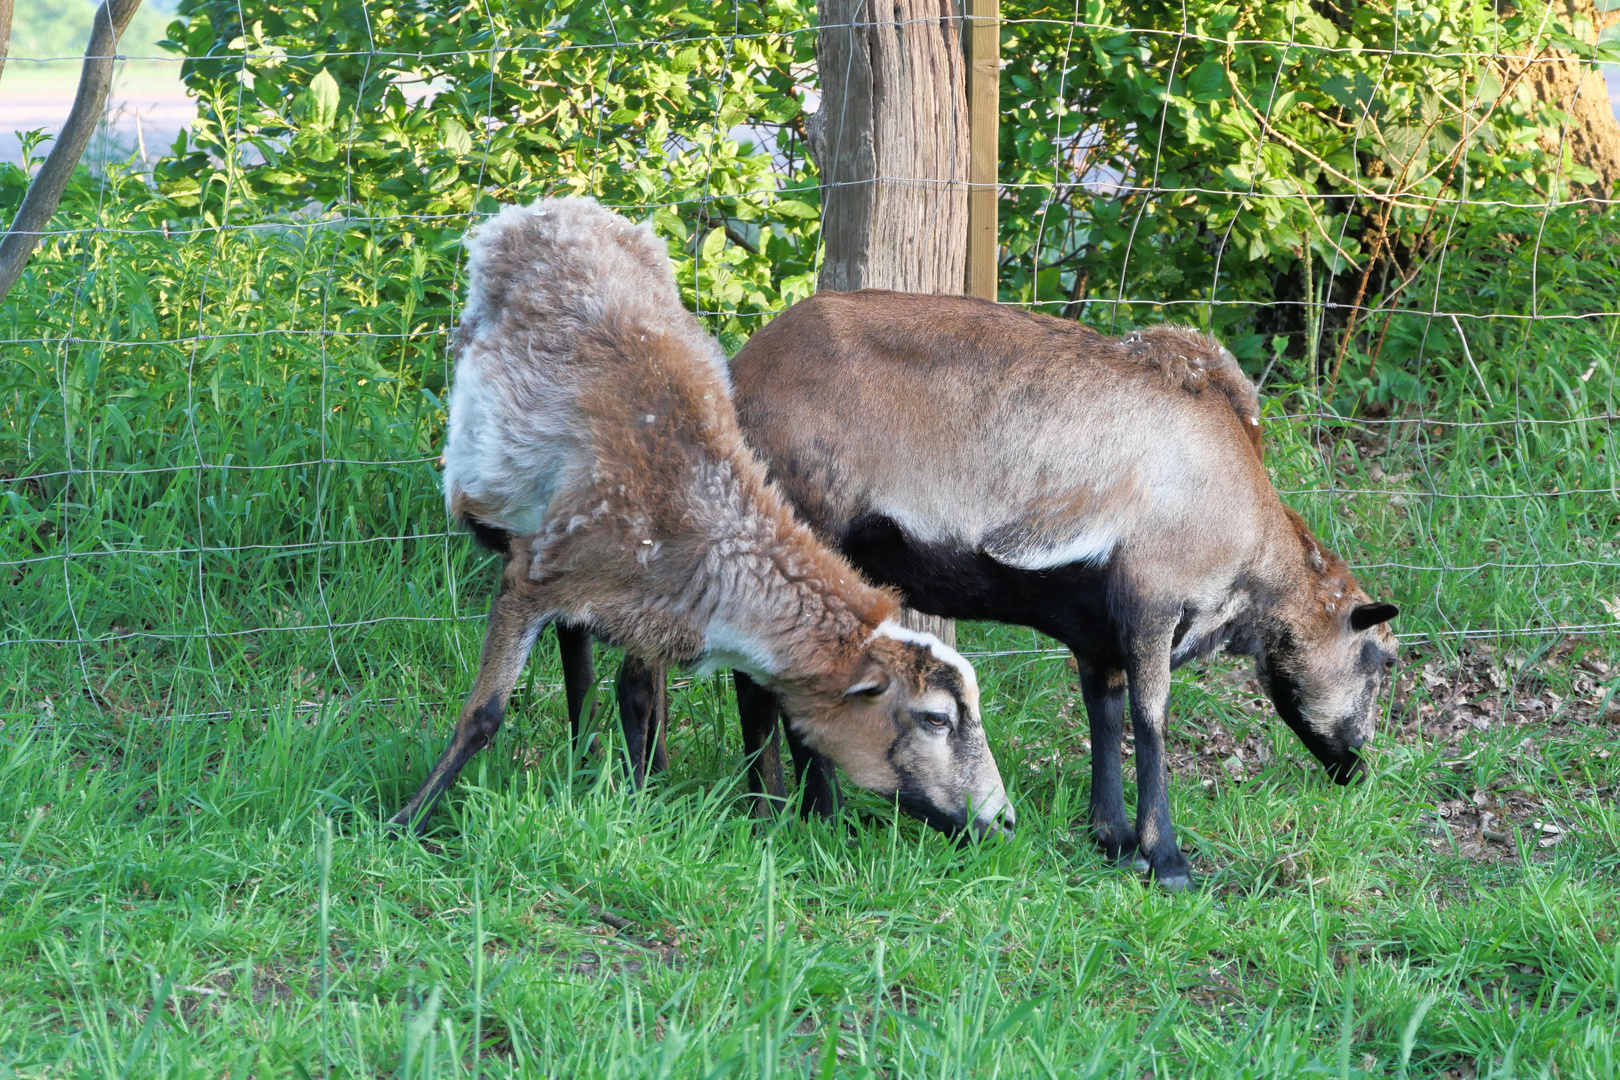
[2, 1, 1617, 730]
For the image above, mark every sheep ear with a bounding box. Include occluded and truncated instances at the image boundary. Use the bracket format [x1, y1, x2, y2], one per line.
[1349, 602, 1399, 631]
[844, 669, 891, 699]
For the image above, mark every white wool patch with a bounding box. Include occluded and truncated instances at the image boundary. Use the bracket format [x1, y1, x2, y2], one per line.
[698, 619, 781, 679]
[441, 195, 733, 536]
[441, 357, 572, 535]
[994, 523, 1119, 572]
[872, 618, 980, 705]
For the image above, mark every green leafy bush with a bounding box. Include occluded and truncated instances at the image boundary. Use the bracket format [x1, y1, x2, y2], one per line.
[997, 0, 1618, 408]
[158, 0, 821, 342]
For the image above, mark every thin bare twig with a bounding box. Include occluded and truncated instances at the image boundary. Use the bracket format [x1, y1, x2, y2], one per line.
[1325, 213, 1389, 399]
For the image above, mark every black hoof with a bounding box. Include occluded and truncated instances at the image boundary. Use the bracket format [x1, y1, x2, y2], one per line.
[1153, 870, 1194, 892]
[1145, 850, 1195, 891]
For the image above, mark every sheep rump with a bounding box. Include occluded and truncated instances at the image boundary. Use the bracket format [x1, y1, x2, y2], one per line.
[441, 196, 729, 539]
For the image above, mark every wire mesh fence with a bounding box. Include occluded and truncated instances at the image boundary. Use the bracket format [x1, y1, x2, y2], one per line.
[2, 0, 1617, 729]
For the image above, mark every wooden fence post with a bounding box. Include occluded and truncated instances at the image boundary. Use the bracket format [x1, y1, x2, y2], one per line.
[964, 0, 999, 302]
[810, 0, 970, 296]
[809, 0, 972, 646]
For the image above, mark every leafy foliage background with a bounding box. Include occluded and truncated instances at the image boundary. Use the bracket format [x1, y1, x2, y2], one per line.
[149, 0, 1620, 404]
[2, 10, 1618, 1077]
[1, 0, 1617, 670]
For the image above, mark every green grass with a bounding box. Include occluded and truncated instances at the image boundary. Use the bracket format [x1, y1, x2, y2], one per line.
[3, 179, 1620, 1076]
[2, 622, 1619, 1077]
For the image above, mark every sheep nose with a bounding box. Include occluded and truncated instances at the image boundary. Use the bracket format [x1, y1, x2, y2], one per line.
[970, 798, 1015, 841]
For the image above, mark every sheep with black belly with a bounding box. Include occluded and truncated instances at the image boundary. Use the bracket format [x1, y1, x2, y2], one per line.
[732, 291, 1399, 888]
[592, 290, 1399, 890]
[389, 200, 1014, 842]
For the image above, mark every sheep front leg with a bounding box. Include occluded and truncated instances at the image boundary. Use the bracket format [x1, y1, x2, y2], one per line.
[735, 670, 788, 817]
[782, 718, 842, 822]
[555, 622, 597, 754]
[1126, 637, 1192, 890]
[1078, 661, 1143, 868]
[390, 585, 551, 834]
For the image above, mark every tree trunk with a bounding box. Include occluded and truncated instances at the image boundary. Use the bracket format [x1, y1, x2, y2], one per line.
[1518, 0, 1620, 202]
[0, 0, 144, 305]
[809, 0, 970, 295]
[0, 0, 15, 85]
[809, 0, 969, 647]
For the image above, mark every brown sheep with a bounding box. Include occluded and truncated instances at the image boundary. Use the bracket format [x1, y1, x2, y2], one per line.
[591, 290, 1398, 890]
[389, 203, 1013, 841]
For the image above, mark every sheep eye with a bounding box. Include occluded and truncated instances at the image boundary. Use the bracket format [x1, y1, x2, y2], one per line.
[1382, 657, 1397, 674]
[911, 709, 953, 730]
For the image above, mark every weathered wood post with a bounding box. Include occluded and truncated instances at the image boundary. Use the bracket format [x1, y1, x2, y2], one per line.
[809, 0, 969, 297]
[964, 0, 999, 303]
[809, 0, 1001, 646]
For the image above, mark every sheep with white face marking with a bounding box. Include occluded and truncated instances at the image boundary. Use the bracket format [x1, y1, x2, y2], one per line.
[601, 290, 1398, 890]
[389, 200, 1013, 841]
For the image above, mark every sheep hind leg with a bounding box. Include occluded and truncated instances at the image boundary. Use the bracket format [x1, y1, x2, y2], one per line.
[1078, 660, 1146, 870]
[555, 622, 597, 757]
[389, 584, 552, 835]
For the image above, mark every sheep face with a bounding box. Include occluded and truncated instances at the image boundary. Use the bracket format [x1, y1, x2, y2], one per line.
[1256, 601, 1400, 784]
[774, 621, 1014, 840]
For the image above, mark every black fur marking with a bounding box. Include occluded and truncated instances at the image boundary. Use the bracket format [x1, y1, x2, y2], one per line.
[894, 788, 967, 837]
[1261, 665, 1363, 784]
[884, 716, 969, 837]
[469, 695, 505, 744]
[466, 519, 515, 554]
[1349, 602, 1399, 631]
[840, 513, 1127, 665]
[1171, 605, 1196, 651]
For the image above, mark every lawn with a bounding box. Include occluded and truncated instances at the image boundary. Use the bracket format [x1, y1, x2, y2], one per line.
[2, 620, 1619, 1077]
[2, 188, 1619, 1077]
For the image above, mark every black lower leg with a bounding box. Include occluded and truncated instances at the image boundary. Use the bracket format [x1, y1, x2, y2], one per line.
[783, 719, 842, 821]
[1079, 662, 1138, 865]
[388, 696, 506, 834]
[1127, 649, 1192, 890]
[390, 584, 547, 833]
[556, 622, 595, 752]
[735, 670, 787, 817]
[616, 655, 662, 787]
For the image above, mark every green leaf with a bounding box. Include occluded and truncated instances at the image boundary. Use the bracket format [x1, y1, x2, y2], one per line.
[772, 198, 819, 219]
[1321, 71, 1379, 115]
[1186, 60, 1228, 101]
[308, 68, 341, 131]
[439, 118, 473, 157]
[700, 227, 727, 261]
